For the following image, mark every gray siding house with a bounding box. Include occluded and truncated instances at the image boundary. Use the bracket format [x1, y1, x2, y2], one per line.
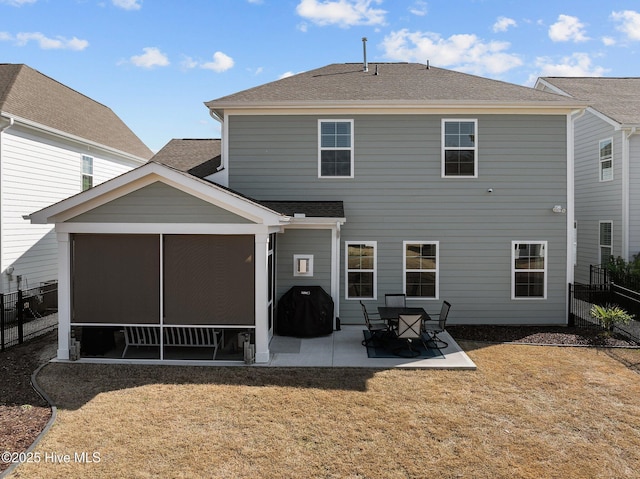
[535, 78, 640, 283]
[31, 62, 584, 363]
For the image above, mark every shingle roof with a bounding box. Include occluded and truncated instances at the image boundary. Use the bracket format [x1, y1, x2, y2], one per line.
[540, 77, 640, 125]
[206, 63, 584, 110]
[151, 139, 222, 178]
[259, 200, 345, 218]
[0, 64, 153, 159]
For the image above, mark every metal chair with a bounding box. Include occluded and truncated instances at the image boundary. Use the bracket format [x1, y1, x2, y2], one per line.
[385, 293, 406, 308]
[393, 314, 423, 357]
[423, 301, 451, 349]
[360, 301, 390, 347]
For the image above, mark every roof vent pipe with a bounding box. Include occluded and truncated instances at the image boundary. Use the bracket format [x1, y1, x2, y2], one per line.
[362, 37, 368, 72]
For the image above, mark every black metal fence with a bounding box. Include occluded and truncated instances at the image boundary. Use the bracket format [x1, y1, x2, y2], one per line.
[590, 264, 640, 293]
[568, 282, 640, 343]
[1, 281, 58, 351]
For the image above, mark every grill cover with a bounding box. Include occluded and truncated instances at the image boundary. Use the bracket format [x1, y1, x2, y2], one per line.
[276, 286, 334, 337]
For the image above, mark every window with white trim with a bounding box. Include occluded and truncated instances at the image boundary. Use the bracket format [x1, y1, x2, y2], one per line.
[404, 241, 439, 299]
[82, 155, 93, 191]
[512, 242, 547, 299]
[599, 221, 613, 264]
[599, 138, 613, 182]
[319, 120, 353, 178]
[442, 119, 477, 177]
[346, 241, 376, 299]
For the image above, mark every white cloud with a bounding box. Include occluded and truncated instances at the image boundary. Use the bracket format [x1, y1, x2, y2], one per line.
[10, 32, 89, 50]
[493, 16, 516, 33]
[602, 36, 616, 46]
[548, 14, 588, 42]
[0, 0, 36, 5]
[381, 29, 522, 76]
[611, 10, 640, 41]
[112, 0, 142, 10]
[201, 51, 234, 72]
[408, 1, 427, 17]
[532, 53, 607, 82]
[130, 47, 170, 68]
[296, 0, 386, 28]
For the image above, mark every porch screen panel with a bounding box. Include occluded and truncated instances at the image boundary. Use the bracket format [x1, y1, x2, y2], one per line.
[163, 235, 255, 325]
[72, 234, 160, 324]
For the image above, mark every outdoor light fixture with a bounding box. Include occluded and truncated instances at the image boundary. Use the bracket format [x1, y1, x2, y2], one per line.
[552, 205, 567, 214]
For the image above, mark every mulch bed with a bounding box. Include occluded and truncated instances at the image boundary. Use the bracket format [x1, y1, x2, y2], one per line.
[0, 325, 637, 474]
[0, 332, 55, 473]
[448, 324, 638, 347]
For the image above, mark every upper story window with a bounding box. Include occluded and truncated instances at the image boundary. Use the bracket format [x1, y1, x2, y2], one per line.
[599, 138, 613, 182]
[512, 241, 547, 299]
[346, 241, 376, 299]
[319, 120, 354, 178]
[442, 119, 477, 178]
[82, 155, 93, 191]
[404, 241, 439, 299]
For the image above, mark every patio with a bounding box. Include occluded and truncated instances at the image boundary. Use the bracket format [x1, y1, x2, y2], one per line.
[267, 325, 476, 369]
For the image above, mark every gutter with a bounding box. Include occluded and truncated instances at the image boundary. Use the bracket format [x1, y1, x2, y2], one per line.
[1, 112, 148, 164]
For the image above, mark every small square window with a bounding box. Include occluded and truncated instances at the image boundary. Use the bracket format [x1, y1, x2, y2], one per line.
[294, 255, 314, 277]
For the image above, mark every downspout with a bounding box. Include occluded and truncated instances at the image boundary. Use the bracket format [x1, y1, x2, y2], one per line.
[0, 115, 14, 293]
[622, 126, 637, 262]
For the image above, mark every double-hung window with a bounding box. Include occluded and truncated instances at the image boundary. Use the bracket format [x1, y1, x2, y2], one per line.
[404, 241, 439, 299]
[512, 242, 547, 299]
[319, 120, 354, 178]
[599, 138, 613, 182]
[346, 242, 376, 299]
[442, 119, 477, 177]
[599, 221, 613, 264]
[82, 155, 93, 191]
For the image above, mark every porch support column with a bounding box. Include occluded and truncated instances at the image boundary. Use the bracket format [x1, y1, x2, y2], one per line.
[254, 233, 270, 363]
[331, 223, 341, 328]
[56, 232, 71, 360]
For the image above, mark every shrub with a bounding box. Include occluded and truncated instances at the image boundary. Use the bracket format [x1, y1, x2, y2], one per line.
[590, 304, 634, 331]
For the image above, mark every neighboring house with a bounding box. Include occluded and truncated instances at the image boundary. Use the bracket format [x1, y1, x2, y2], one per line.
[535, 77, 640, 283]
[0, 64, 153, 293]
[151, 138, 222, 178]
[30, 62, 584, 363]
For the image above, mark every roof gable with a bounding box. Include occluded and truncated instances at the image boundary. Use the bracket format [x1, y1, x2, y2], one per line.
[29, 162, 287, 226]
[0, 64, 153, 159]
[539, 77, 640, 125]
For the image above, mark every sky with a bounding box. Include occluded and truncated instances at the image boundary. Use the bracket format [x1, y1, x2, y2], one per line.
[2, 0, 640, 154]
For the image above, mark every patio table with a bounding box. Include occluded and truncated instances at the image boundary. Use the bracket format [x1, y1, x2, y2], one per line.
[377, 306, 431, 331]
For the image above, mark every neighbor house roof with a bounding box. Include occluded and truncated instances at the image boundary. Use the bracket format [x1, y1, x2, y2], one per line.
[539, 77, 640, 126]
[0, 63, 153, 160]
[151, 138, 222, 178]
[206, 62, 586, 114]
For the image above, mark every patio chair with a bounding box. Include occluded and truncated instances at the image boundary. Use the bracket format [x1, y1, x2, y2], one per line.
[385, 293, 406, 308]
[393, 314, 423, 358]
[360, 301, 390, 347]
[422, 301, 451, 349]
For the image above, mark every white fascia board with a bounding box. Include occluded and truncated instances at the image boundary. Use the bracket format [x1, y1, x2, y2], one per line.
[29, 162, 287, 226]
[55, 222, 274, 235]
[1, 111, 148, 165]
[284, 217, 346, 229]
[220, 103, 585, 116]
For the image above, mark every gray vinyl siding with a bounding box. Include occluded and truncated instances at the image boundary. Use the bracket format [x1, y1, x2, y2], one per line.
[276, 229, 332, 298]
[68, 181, 252, 224]
[573, 112, 623, 283]
[229, 114, 569, 325]
[629, 135, 640, 258]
